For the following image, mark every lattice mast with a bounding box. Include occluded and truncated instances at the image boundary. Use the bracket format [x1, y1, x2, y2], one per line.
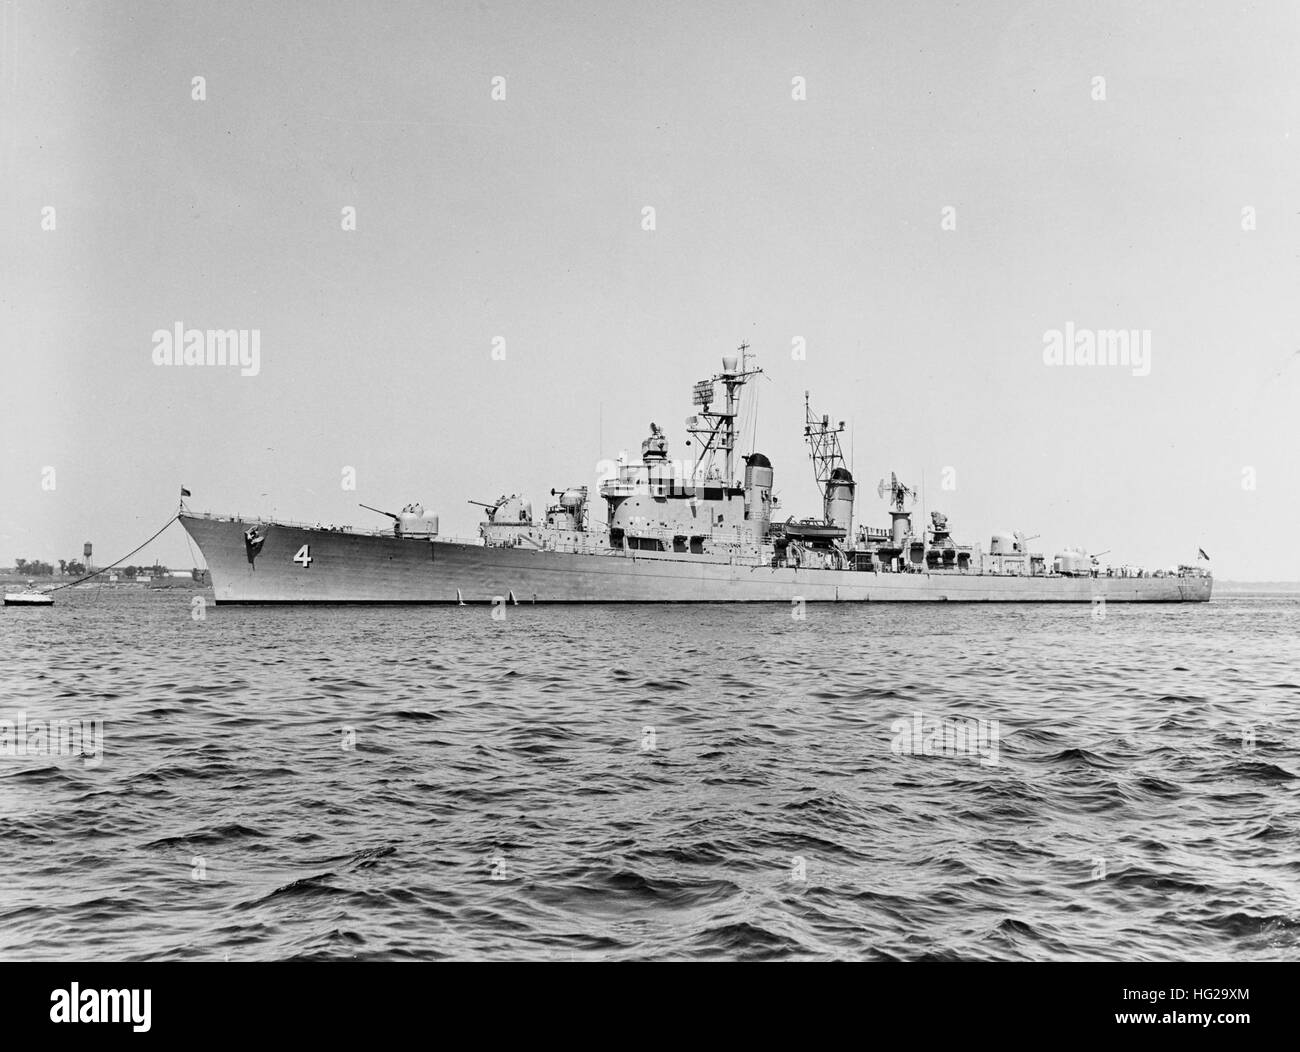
[804, 392, 856, 536]
[686, 343, 764, 485]
[803, 392, 848, 489]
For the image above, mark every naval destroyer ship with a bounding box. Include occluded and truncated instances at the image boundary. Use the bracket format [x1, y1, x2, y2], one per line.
[180, 348, 1212, 604]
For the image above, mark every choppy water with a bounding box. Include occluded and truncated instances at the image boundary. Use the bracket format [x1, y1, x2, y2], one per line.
[1, 587, 1298, 961]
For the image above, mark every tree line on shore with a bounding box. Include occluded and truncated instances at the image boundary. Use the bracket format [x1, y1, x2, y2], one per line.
[9, 558, 175, 578]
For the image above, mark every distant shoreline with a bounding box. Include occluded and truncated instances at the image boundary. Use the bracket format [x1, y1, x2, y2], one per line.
[0, 571, 207, 589]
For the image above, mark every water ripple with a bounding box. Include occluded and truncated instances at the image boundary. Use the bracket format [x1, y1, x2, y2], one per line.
[1, 590, 1298, 960]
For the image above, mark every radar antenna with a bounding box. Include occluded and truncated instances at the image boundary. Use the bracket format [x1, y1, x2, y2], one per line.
[876, 472, 916, 511]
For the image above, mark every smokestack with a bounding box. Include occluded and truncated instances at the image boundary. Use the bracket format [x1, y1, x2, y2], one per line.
[744, 453, 774, 536]
[825, 467, 855, 538]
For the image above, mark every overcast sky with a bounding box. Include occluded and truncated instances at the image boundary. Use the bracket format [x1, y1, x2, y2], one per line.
[3, 1, 1297, 579]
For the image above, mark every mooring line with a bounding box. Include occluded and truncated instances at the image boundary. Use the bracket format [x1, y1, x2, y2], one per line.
[46, 514, 180, 593]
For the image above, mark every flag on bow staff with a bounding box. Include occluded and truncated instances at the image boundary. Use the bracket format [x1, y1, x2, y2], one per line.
[180, 486, 192, 498]
[1197, 548, 1209, 560]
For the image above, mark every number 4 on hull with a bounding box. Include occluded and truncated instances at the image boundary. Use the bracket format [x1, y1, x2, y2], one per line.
[293, 544, 313, 568]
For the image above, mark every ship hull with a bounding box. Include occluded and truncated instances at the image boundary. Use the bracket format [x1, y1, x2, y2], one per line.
[181, 514, 1213, 604]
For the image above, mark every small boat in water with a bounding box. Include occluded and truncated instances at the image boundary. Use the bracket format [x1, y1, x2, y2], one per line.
[4, 582, 54, 607]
